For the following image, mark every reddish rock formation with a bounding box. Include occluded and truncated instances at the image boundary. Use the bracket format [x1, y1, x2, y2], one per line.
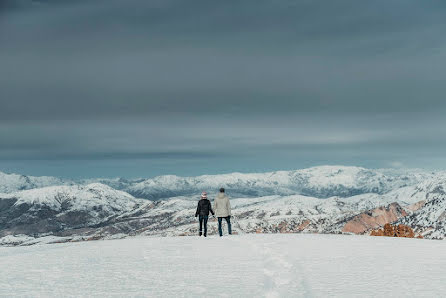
[406, 200, 426, 212]
[268, 219, 311, 234]
[370, 223, 419, 238]
[370, 229, 384, 236]
[383, 223, 394, 236]
[396, 224, 415, 237]
[342, 203, 407, 234]
[297, 220, 310, 231]
[278, 221, 289, 233]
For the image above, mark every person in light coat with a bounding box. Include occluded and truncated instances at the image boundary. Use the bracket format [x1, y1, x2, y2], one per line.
[213, 187, 232, 236]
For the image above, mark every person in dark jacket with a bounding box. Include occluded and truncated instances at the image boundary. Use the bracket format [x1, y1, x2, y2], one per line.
[195, 191, 214, 237]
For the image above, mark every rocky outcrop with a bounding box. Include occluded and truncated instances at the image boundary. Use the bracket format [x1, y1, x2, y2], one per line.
[370, 223, 419, 238]
[297, 220, 311, 231]
[341, 203, 407, 234]
[406, 200, 426, 212]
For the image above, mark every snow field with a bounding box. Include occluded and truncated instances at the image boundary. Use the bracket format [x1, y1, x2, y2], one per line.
[1, 234, 445, 297]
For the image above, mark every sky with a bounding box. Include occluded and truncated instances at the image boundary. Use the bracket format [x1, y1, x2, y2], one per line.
[1, 0, 446, 179]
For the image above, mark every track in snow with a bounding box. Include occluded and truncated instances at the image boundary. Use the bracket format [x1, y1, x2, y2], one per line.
[1, 234, 446, 297]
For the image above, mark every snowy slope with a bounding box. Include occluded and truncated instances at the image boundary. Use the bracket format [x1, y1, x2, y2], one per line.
[0, 184, 146, 238]
[0, 234, 445, 297]
[396, 179, 446, 239]
[7, 183, 140, 210]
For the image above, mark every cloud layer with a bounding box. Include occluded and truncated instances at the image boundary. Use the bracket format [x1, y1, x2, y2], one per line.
[1, 0, 446, 177]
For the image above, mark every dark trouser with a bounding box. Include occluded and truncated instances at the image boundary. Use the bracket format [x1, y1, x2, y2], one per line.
[218, 216, 232, 236]
[199, 215, 209, 236]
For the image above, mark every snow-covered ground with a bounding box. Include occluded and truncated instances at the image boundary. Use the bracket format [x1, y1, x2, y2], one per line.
[1, 234, 445, 297]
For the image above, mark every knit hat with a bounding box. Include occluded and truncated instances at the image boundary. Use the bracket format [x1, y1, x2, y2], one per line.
[201, 191, 208, 199]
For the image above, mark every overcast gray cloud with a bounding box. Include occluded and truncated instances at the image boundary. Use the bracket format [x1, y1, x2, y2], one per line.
[1, 0, 446, 177]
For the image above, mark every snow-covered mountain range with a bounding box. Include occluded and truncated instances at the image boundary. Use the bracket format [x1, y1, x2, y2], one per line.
[0, 166, 435, 199]
[97, 166, 432, 199]
[1, 166, 446, 245]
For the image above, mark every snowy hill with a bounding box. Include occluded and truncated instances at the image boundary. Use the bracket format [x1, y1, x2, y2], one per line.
[1, 234, 445, 297]
[0, 184, 146, 238]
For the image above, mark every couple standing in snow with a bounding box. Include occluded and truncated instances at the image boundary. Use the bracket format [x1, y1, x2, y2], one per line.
[195, 188, 232, 237]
